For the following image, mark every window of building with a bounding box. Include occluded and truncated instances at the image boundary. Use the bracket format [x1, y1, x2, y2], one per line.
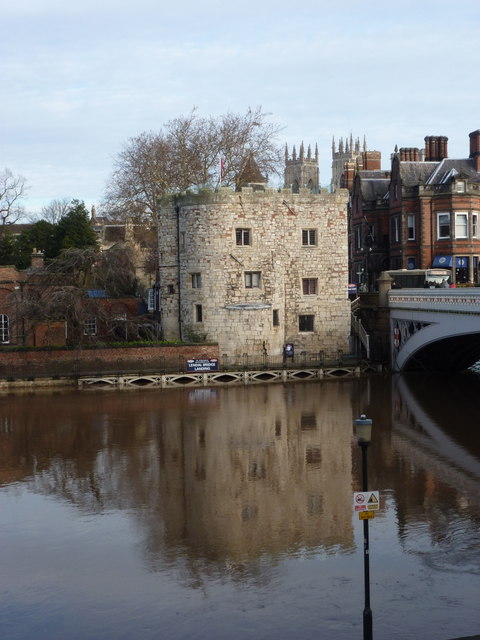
[302, 229, 317, 246]
[407, 214, 415, 240]
[147, 288, 155, 311]
[455, 212, 469, 238]
[456, 181, 466, 193]
[354, 226, 362, 249]
[84, 317, 97, 336]
[391, 216, 400, 243]
[299, 314, 314, 332]
[437, 213, 451, 239]
[195, 304, 203, 323]
[473, 213, 478, 239]
[245, 271, 261, 288]
[0, 314, 10, 344]
[191, 273, 202, 288]
[302, 278, 318, 295]
[167, 284, 175, 294]
[272, 309, 279, 326]
[236, 228, 251, 246]
[180, 232, 186, 249]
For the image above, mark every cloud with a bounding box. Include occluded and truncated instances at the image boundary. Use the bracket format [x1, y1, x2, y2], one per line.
[2, 0, 480, 212]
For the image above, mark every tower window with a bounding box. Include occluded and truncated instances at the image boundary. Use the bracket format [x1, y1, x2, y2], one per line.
[299, 315, 314, 332]
[236, 228, 251, 246]
[302, 278, 318, 295]
[191, 273, 202, 288]
[245, 271, 261, 288]
[302, 229, 317, 246]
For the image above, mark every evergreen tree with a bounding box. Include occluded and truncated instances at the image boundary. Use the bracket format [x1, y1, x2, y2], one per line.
[54, 200, 97, 252]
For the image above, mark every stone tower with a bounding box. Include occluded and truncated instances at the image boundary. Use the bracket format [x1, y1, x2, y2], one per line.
[331, 134, 365, 190]
[157, 186, 350, 359]
[284, 142, 320, 193]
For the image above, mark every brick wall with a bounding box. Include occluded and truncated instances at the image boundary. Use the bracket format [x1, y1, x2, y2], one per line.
[0, 344, 220, 377]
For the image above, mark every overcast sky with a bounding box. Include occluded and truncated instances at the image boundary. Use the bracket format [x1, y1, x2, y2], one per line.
[2, 0, 480, 216]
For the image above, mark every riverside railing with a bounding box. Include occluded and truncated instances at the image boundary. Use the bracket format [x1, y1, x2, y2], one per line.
[0, 349, 358, 381]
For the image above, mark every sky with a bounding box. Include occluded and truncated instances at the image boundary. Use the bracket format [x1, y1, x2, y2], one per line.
[2, 0, 480, 217]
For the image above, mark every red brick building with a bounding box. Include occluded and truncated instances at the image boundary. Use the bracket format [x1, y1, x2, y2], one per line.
[0, 254, 147, 347]
[350, 130, 480, 289]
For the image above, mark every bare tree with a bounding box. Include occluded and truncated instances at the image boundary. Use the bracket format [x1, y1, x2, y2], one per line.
[11, 244, 143, 346]
[103, 107, 283, 226]
[40, 198, 71, 224]
[45, 245, 137, 296]
[0, 168, 28, 226]
[103, 131, 174, 227]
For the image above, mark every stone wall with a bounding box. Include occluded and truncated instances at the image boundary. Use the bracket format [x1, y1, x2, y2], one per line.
[158, 186, 350, 358]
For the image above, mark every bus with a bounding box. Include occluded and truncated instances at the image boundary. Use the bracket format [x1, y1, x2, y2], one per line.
[385, 268, 451, 289]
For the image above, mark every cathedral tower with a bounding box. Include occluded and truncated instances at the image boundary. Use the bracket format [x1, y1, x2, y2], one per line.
[284, 142, 319, 192]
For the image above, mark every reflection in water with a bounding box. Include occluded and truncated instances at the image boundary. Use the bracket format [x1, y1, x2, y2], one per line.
[0, 382, 356, 572]
[0, 375, 480, 639]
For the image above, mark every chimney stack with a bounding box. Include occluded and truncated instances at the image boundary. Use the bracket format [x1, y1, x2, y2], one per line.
[30, 248, 44, 270]
[424, 136, 448, 161]
[469, 130, 480, 172]
[399, 148, 419, 162]
[362, 150, 381, 170]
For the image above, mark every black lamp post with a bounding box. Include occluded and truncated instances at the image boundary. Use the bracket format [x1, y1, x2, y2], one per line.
[354, 414, 373, 640]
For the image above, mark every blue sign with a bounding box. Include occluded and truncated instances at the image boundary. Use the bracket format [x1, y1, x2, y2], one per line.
[284, 343, 294, 358]
[186, 358, 219, 372]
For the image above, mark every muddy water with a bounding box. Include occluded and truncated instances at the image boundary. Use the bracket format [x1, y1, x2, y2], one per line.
[0, 373, 479, 639]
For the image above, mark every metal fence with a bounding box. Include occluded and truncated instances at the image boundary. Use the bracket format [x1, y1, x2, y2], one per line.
[0, 349, 359, 381]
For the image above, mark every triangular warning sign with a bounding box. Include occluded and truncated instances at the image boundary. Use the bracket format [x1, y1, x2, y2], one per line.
[368, 493, 378, 504]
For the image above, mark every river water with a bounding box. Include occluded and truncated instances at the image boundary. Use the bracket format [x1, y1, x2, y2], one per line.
[0, 373, 479, 640]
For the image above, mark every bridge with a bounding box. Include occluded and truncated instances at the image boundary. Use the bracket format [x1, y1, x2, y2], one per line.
[388, 288, 480, 372]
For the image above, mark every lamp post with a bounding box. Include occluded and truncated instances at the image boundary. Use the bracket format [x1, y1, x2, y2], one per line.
[354, 414, 373, 640]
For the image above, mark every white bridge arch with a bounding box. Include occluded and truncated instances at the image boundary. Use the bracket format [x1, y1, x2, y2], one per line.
[388, 289, 480, 372]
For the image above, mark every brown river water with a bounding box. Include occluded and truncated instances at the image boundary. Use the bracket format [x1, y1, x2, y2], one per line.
[0, 373, 479, 640]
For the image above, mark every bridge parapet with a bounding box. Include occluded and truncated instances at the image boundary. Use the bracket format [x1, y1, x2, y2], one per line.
[388, 289, 480, 314]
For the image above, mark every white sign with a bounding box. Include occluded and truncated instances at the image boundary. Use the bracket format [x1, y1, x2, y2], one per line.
[353, 491, 380, 512]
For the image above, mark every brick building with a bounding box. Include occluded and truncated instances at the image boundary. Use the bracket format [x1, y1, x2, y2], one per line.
[0, 253, 145, 347]
[156, 184, 350, 359]
[350, 129, 480, 288]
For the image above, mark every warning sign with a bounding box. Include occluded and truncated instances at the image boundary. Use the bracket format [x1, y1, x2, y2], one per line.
[353, 491, 380, 512]
[359, 511, 375, 520]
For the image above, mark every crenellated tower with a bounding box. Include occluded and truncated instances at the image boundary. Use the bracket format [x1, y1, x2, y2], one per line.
[284, 142, 320, 192]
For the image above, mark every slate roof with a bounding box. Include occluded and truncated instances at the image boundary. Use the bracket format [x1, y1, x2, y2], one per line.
[398, 161, 438, 186]
[425, 158, 480, 185]
[359, 177, 390, 202]
[397, 157, 480, 187]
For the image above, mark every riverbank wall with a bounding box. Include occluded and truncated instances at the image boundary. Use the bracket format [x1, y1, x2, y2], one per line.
[0, 344, 220, 384]
[0, 344, 381, 391]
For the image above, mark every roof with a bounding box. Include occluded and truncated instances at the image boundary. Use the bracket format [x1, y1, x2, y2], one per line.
[360, 178, 390, 202]
[398, 161, 438, 186]
[425, 158, 480, 185]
